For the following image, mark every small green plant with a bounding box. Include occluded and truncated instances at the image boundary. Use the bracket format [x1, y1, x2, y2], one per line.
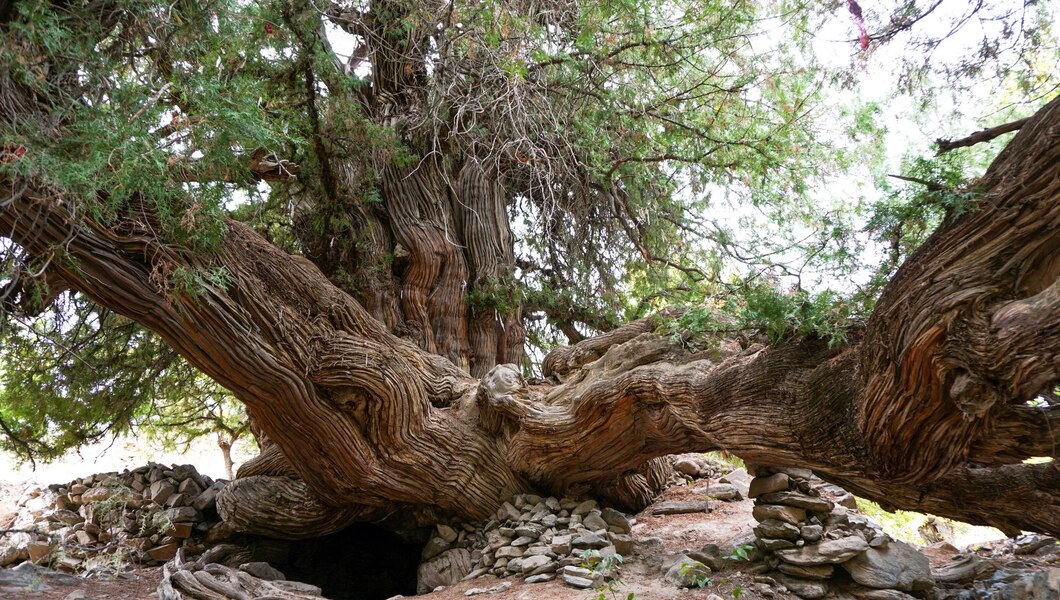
[726, 544, 753, 561]
[138, 508, 174, 537]
[679, 560, 712, 588]
[581, 551, 630, 600]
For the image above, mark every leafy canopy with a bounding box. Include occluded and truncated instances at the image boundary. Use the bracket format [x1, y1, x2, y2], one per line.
[0, 0, 1056, 461]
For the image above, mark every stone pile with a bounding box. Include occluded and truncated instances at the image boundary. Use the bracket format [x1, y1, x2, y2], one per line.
[0, 463, 230, 574]
[929, 534, 1059, 599]
[748, 466, 934, 599]
[416, 494, 636, 594]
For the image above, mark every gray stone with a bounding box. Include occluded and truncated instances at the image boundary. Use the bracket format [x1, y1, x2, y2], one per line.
[514, 523, 542, 537]
[572, 500, 598, 516]
[758, 538, 795, 551]
[437, 524, 459, 543]
[600, 508, 631, 533]
[50, 509, 83, 525]
[752, 504, 807, 525]
[704, 483, 740, 501]
[520, 555, 554, 573]
[664, 555, 712, 588]
[524, 573, 554, 583]
[562, 574, 595, 589]
[652, 501, 711, 515]
[461, 568, 489, 581]
[756, 491, 834, 513]
[754, 518, 800, 541]
[510, 536, 534, 547]
[749, 473, 789, 498]
[465, 581, 512, 596]
[177, 477, 202, 497]
[421, 536, 451, 560]
[495, 546, 524, 558]
[777, 563, 833, 580]
[840, 541, 933, 592]
[162, 506, 198, 523]
[149, 480, 176, 506]
[836, 493, 858, 509]
[582, 512, 608, 531]
[800, 524, 823, 542]
[551, 534, 573, 555]
[776, 536, 870, 565]
[674, 458, 702, 477]
[190, 486, 219, 512]
[775, 574, 828, 599]
[608, 533, 634, 555]
[572, 533, 608, 549]
[497, 502, 520, 522]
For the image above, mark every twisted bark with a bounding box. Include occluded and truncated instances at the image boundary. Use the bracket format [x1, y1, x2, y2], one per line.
[3, 98, 1060, 538]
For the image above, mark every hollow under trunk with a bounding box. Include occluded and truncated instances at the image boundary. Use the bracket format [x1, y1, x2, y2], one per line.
[3, 98, 1060, 541]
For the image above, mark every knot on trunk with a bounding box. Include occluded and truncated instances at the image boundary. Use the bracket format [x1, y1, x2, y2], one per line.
[476, 363, 535, 436]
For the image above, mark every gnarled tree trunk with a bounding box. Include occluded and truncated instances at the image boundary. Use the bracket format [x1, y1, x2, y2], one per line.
[3, 98, 1059, 539]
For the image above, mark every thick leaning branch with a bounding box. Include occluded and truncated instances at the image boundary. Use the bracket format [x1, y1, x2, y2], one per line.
[3, 98, 1059, 538]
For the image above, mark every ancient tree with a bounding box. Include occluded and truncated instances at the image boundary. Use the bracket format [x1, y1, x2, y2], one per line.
[1, 0, 1057, 539]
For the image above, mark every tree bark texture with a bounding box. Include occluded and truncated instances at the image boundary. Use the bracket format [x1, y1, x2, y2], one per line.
[3, 98, 1059, 539]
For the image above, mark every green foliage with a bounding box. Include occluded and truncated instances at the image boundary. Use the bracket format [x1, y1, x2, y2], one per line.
[666, 281, 861, 350]
[580, 550, 628, 600]
[1, 0, 1057, 453]
[855, 498, 930, 546]
[0, 293, 245, 464]
[726, 544, 754, 562]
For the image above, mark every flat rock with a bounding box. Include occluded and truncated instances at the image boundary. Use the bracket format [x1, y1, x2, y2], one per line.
[162, 506, 198, 523]
[778, 563, 834, 580]
[572, 500, 598, 516]
[562, 573, 595, 589]
[752, 504, 806, 525]
[719, 468, 751, 497]
[749, 473, 789, 498]
[608, 533, 634, 555]
[840, 541, 933, 592]
[571, 533, 608, 549]
[932, 553, 995, 584]
[758, 538, 796, 551]
[601, 508, 631, 533]
[756, 491, 834, 513]
[776, 536, 869, 565]
[652, 501, 711, 515]
[524, 573, 554, 583]
[704, 483, 740, 501]
[437, 524, 459, 543]
[520, 555, 554, 573]
[422, 536, 451, 560]
[146, 543, 179, 562]
[754, 518, 800, 541]
[775, 574, 828, 599]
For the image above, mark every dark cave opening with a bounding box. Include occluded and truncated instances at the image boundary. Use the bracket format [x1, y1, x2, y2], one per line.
[246, 522, 424, 599]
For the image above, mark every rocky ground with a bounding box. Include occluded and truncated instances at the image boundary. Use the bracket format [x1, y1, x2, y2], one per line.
[0, 453, 1057, 600]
